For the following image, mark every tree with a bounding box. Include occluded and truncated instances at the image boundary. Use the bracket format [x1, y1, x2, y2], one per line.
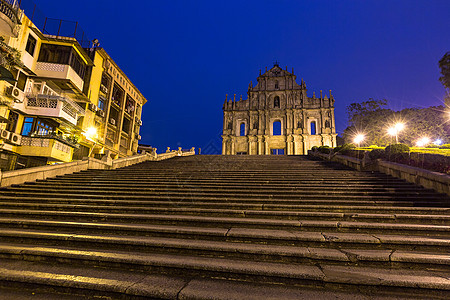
[343, 100, 449, 146]
[439, 52, 450, 90]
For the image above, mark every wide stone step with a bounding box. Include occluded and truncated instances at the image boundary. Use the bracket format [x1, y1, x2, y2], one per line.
[1, 188, 444, 201]
[18, 182, 437, 195]
[0, 229, 449, 269]
[0, 210, 449, 235]
[0, 197, 448, 214]
[0, 203, 449, 224]
[1, 218, 448, 251]
[0, 194, 444, 208]
[27, 179, 424, 190]
[2, 260, 404, 300]
[0, 243, 448, 296]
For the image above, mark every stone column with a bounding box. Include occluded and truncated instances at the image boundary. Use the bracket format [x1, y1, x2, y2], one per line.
[286, 135, 294, 155]
[221, 136, 228, 155]
[231, 137, 235, 155]
[264, 135, 269, 155]
[257, 135, 263, 155]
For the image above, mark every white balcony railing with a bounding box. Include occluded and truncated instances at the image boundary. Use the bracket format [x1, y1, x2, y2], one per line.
[35, 62, 84, 92]
[11, 81, 85, 126]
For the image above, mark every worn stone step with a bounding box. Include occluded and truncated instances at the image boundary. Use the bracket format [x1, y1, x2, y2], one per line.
[0, 203, 449, 224]
[1, 229, 449, 269]
[0, 197, 448, 214]
[1, 259, 443, 299]
[0, 244, 449, 295]
[1, 209, 450, 235]
[26, 180, 428, 192]
[0, 218, 448, 251]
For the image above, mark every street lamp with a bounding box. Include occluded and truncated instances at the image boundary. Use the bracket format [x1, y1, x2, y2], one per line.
[353, 134, 365, 148]
[83, 127, 98, 157]
[387, 123, 404, 144]
[416, 137, 430, 147]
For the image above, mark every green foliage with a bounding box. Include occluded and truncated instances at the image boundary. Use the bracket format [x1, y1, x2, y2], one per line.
[0, 36, 23, 70]
[318, 146, 331, 154]
[311, 146, 318, 152]
[385, 143, 410, 154]
[343, 101, 449, 146]
[440, 144, 450, 149]
[368, 148, 385, 160]
[439, 52, 450, 89]
[333, 143, 355, 154]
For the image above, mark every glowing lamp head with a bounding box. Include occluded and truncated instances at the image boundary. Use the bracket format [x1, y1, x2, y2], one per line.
[433, 139, 442, 146]
[353, 134, 365, 145]
[387, 127, 397, 136]
[85, 127, 98, 141]
[394, 123, 404, 131]
[416, 137, 430, 147]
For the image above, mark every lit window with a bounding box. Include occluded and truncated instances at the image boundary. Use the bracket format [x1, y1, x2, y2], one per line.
[310, 121, 316, 135]
[239, 123, 246, 136]
[25, 35, 37, 56]
[273, 121, 281, 135]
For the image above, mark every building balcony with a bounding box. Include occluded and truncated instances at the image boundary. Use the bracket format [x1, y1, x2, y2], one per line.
[0, 0, 21, 37]
[11, 94, 85, 126]
[34, 62, 84, 92]
[17, 136, 76, 162]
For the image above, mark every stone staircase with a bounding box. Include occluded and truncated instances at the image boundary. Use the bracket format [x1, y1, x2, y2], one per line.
[0, 155, 449, 299]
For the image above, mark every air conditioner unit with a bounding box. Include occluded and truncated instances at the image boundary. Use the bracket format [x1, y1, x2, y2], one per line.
[88, 103, 97, 112]
[96, 109, 105, 118]
[8, 86, 25, 103]
[9, 133, 22, 145]
[0, 129, 11, 140]
[109, 118, 116, 126]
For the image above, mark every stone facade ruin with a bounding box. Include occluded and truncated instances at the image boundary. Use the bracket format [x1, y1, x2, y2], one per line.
[222, 63, 337, 155]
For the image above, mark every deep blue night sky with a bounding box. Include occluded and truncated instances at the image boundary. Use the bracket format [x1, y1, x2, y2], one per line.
[33, 0, 450, 153]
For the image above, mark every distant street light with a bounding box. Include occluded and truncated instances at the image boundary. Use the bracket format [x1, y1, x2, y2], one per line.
[353, 134, 365, 148]
[387, 123, 404, 144]
[416, 137, 431, 147]
[433, 139, 442, 146]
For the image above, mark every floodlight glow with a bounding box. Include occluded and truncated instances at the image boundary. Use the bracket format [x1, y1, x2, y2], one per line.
[416, 137, 430, 147]
[387, 127, 397, 136]
[433, 139, 442, 145]
[394, 123, 404, 131]
[84, 127, 98, 142]
[353, 134, 365, 145]
[387, 123, 405, 144]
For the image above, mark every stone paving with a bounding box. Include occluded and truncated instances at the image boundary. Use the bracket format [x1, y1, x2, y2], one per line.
[0, 155, 449, 299]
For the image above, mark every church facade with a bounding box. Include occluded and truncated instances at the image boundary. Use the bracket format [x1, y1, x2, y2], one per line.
[222, 63, 337, 155]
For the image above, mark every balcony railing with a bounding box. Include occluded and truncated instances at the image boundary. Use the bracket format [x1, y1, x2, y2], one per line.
[12, 92, 85, 126]
[19, 135, 75, 162]
[35, 62, 84, 91]
[0, 0, 21, 35]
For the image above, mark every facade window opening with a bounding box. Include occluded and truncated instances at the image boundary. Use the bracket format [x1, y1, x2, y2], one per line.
[6, 111, 19, 133]
[273, 121, 281, 136]
[239, 123, 246, 136]
[274, 96, 280, 108]
[275, 81, 279, 89]
[271, 149, 285, 155]
[310, 121, 317, 135]
[98, 96, 106, 111]
[25, 35, 37, 56]
[21, 117, 34, 136]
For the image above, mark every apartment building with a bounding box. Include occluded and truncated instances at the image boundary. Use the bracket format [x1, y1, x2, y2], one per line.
[0, 0, 146, 170]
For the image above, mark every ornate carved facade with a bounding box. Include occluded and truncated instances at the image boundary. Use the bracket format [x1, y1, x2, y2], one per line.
[222, 63, 337, 155]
